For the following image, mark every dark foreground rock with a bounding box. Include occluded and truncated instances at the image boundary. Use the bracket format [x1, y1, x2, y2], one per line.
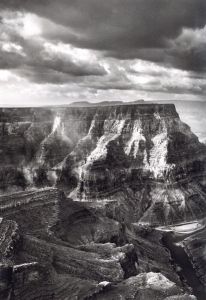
[0, 188, 196, 300]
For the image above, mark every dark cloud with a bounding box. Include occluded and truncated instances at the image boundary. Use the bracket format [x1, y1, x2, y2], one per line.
[0, 0, 206, 101]
[1, 0, 206, 73]
[15, 66, 71, 84]
[1, 0, 206, 49]
[167, 26, 206, 72]
[0, 44, 106, 84]
[0, 50, 24, 69]
[82, 67, 206, 96]
[0, 17, 107, 84]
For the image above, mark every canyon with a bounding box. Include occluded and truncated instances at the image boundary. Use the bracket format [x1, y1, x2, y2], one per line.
[0, 103, 205, 299]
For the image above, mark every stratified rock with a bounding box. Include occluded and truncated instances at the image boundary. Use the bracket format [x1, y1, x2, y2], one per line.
[0, 188, 64, 236]
[1, 104, 205, 228]
[181, 228, 206, 286]
[0, 189, 138, 299]
[0, 103, 203, 299]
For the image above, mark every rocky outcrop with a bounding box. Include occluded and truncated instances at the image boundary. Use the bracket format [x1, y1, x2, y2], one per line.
[0, 218, 19, 261]
[91, 272, 196, 300]
[0, 188, 64, 236]
[181, 228, 206, 287]
[0, 187, 195, 300]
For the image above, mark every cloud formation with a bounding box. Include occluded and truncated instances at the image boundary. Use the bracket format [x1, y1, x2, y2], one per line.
[0, 0, 205, 105]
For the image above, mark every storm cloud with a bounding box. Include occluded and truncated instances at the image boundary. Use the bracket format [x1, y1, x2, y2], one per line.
[0, 0, 205, 105]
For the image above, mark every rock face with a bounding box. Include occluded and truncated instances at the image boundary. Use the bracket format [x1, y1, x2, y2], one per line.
[1, 104, 205, 225]
[0, 103, 205, 299]
[91, 272, 196, 300]
[180, 228, 206, 288]
[0, 188, 195, 300]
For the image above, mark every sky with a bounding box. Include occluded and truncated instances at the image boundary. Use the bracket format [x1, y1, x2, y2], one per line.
[0, 0, 206, 106]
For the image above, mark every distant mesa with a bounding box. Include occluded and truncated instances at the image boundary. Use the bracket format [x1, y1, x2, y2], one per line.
[68, 99, 145, 107]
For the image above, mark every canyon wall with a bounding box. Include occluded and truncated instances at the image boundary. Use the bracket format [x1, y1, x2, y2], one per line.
[0, 103, 205, 299]
[0, 104, 205, 226]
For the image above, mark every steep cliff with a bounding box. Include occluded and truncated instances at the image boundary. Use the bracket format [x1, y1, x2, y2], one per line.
[0, 104, 205, 227]
[0, 103, 205, 299]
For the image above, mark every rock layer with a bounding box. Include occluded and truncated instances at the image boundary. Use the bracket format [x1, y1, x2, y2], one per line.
[0, 104, 205, 227]
[0, 103, 205, 299]
[0, 188, 195, 300]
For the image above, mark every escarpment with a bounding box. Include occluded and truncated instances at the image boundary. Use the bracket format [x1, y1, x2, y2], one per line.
[0, 103, 205, 299]
[1, 104, 206, 226]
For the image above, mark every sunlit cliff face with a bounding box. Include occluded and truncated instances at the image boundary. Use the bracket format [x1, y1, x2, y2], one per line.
[52, 116, 61, 133]
[0, 104, 206, 230]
